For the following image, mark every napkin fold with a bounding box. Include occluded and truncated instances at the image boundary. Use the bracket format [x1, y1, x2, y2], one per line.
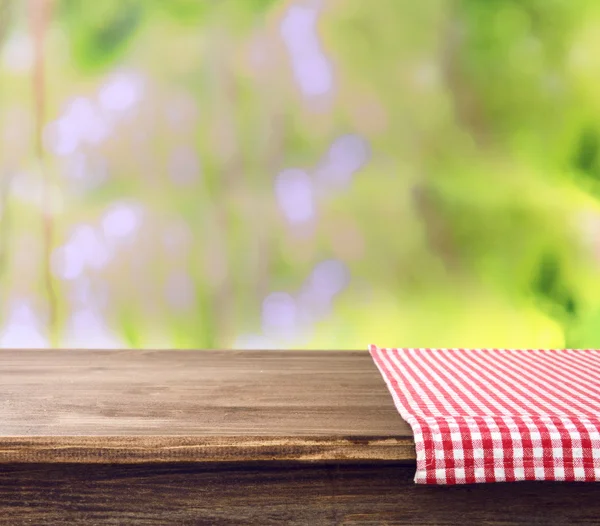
[369, 345, 600, 484]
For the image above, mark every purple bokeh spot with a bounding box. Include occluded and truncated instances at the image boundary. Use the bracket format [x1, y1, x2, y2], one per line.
[51, 244, 84, 281]
[51, 224, 111, 281]
[70, 224, 112, 270]
[328, 135, 370, 174]
[296, 286, 333, 322]
[297, 259, 350, 322]
[69, 276, 92, 306]
[294, 56, 333, 97]
[254, 260, 349, 344]
[308, 259, 350, 297]
[43, 119, 77, 157]
[68, 97, 110, 145]
[280, 4, 333, 97]
[64, 307, 122, 349]
[52, 223, 112, 282]
[67, 277, 109, 312]
[43, 97, 111, 156]
[315, 134, 370, 191]
[280, 5, 318, 49]
[234, 333, 277, 350]
[275, 169, 315, 224]
[0, 300, 47, 348]
[261, 292, 298, 340]
[98, 72, 144, 113]
[102, 202, 143, 240]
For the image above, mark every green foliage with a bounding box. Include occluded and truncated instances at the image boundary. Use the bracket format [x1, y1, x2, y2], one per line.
[151, 0, 211, 25]
[57, 0, 281, 74]
[117, 307, 142, 347]
[0, 0, 13, 49]
[571, 127, 600, 200]
[152, 0, 279, 25]
[573, 127, 600, 176]
[59, 0, 146, 72]
[5, 0, 600, 349]
[531, 251, 579, 323]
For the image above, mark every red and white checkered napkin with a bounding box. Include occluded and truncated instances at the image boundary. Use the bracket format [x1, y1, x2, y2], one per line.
[369, 345, 600, 485]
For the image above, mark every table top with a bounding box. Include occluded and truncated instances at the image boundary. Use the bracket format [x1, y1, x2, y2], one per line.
[0, 350, 415, 463]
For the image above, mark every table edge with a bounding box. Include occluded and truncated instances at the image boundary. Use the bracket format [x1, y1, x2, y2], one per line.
[0, 435, 416, 464]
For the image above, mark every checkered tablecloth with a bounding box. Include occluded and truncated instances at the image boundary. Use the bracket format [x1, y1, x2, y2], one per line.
[369, 345, 600, 485]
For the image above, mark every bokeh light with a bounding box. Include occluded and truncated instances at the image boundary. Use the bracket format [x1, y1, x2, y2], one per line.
[0, 0, 599, 350]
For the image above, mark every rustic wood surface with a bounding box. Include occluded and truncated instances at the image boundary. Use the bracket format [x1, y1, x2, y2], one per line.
[0, 462, 599, 525]
[0, 350, 414, 463]
[1, 350, 599, 525]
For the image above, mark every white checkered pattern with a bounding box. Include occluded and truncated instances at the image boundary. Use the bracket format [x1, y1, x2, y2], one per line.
[370, 345, 600, 485]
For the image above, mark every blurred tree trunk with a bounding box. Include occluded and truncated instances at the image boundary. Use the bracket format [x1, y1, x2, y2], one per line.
[29, 0, 57, 345]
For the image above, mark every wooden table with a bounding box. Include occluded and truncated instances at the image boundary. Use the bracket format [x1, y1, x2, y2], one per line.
[0, 350, 598, 524]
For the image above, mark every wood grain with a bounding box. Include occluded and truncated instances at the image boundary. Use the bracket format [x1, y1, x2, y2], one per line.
[0, 436, 414, 464]
[0, 350, 414, 463]
[0, 462, 599, 525]
[1, 350, 599, 524]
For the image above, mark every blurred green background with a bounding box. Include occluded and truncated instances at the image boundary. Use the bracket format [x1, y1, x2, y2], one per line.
[1, 0, 600, 349]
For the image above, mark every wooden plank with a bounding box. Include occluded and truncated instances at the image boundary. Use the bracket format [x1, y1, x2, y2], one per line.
[0, 350, 415, 463]
[0, 436, 414, 464]
[2, 350, 599, 524]
[0, 462, 599, 525]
